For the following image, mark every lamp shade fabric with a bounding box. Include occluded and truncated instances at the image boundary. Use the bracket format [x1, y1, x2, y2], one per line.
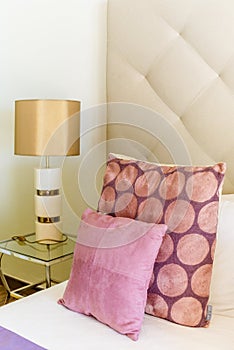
[15, 99, 80, 156]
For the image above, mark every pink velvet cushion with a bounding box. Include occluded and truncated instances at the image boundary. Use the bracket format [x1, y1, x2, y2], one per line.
[98, 154, 226, 327]
[58, 208, 167, 341]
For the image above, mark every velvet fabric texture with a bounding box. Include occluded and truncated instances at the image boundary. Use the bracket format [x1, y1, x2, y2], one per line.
[98, 154, 226, 327]
[58, 208, 167, 340]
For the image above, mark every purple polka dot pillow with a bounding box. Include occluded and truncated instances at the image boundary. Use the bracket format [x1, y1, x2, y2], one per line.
[98, 154, 226, 327]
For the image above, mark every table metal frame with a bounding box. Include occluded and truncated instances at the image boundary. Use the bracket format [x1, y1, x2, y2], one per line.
[0, 233, 75, 300]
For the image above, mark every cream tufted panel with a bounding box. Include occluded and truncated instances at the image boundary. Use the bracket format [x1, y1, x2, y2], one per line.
[107, 0, 234, 193]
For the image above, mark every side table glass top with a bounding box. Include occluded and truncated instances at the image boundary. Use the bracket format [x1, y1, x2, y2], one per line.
[0, 233, 76, 263]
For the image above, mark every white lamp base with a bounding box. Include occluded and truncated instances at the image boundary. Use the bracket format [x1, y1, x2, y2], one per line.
[34, 168, 63, 244]
[35, 222, 63, 244]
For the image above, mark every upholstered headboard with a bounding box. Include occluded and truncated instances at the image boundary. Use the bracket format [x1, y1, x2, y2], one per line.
[107, 0, 234, 193]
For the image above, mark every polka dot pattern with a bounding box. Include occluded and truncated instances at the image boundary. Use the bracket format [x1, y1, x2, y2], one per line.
[157, 264, 188, 297]
[171, 297, 203, 326]
[137, 197, 163, 223]
[115, 193, 138, 218]
[135, 170, 161, 197]
[146, 293, 168, 319]
[185, 171, 218, 202]
[191, 264, 212, 297]
[98, 155, 226, 327]
[103, 161, 120, 185]
[177, 234, 210, 265]
[164, 200, 195, 233]
[98, 186, 116, 214]
[198, 202, 219, 234]
[115, 165, 138, 192]
[155, 234, 174, 263]
[159, 171, 185, 200]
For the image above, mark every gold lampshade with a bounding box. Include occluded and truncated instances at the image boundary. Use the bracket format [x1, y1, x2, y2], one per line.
[15, 99, 80, 156]
[14, 99, 81, 244]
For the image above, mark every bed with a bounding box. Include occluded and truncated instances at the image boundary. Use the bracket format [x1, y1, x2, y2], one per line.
[1, 0, 234, 349]
[0, 194, 233, 349]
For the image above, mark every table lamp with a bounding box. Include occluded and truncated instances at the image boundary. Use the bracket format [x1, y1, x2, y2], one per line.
[14, 99, 80, 244]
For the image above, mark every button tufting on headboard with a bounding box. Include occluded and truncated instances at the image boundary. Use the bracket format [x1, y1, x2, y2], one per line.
[107, 0, 234, 193]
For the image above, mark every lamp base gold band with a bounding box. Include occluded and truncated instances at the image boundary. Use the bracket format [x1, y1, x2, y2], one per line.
[37, 189, 59, 196]
[37, 216, 60, 223]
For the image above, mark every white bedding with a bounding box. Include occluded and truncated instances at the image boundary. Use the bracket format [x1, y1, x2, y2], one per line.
[0, 281, 233, 350]
[0, 194, 233, 349]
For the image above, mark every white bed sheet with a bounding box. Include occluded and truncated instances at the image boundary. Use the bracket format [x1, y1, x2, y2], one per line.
[0, 281, 233, 350]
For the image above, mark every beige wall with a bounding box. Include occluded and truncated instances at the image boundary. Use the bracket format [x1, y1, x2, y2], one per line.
[0, 0, 107, 282]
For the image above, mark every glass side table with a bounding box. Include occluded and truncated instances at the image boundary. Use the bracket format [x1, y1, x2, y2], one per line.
[0, 233, 75, 300]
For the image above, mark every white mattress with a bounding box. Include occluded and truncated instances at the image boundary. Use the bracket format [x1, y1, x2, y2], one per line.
[0, 281, 233, 350]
